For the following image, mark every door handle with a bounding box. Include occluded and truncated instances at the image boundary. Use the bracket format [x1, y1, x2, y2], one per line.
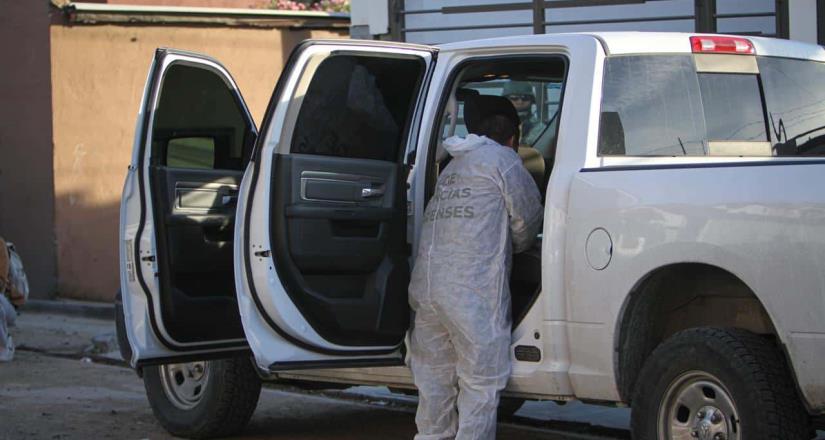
[361, 187, 385, 198]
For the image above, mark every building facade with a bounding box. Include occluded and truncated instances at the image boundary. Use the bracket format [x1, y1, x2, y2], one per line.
[0, 0, 348, 301]
[352, 0, 824, 45]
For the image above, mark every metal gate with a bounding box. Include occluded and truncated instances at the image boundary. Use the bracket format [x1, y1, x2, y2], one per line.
[390, 0, 789, 44]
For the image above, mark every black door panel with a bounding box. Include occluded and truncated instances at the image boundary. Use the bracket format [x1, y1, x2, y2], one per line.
[284, 154, 398, 274]
[151, 166, 245, 342]
[300, 171, 385, 203]
[161, 169, 241, 214]
[284, 205, 393, 221]
[175, 184, 237, 212]
[271, 153, 409, 346]
[131, 49, 256, 357]
[256, 47, 431, 354]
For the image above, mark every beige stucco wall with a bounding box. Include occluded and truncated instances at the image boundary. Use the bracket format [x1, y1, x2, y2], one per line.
[50, 24, 345, 301]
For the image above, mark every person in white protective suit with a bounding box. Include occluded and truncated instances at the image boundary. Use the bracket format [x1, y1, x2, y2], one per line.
[409, 94, 544, 440]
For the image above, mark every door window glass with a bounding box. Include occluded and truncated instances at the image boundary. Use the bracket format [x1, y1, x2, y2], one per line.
[759, 57, 825, 156]
[153, 64, 252, 170]
[431, 56, 567, 200]
[166, 137, 215, 169]
[446, 79, 564, 153]
[544, 81, 563, 125]
[598, 55, 708, 156]
[598, 55, 774, 156]
[698, 73, 767, 142]
[290, 54, 425, 161]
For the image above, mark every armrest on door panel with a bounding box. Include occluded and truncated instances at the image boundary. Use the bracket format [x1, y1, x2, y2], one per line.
[284, 205, 394, 221]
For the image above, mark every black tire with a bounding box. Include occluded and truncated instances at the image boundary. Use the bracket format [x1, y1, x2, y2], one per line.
[144, 357, 262, 439]
[631, 327, 810, 440]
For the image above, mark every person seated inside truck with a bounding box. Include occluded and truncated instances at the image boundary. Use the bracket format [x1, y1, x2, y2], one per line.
[503, 81, 544, 146]
[409, 95, 543, 440]
[436, 84, 555, 196]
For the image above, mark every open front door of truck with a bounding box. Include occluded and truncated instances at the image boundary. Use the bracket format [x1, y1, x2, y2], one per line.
[236, 40, 436, 373]
[120, 49, 257, 366]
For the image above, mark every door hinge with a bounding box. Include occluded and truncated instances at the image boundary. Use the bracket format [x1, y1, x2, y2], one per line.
[254, 250, 271, 258]
[141, 255, 156, 262]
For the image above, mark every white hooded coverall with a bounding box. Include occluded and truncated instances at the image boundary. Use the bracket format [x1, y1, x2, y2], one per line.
[409, 134, 544, 440]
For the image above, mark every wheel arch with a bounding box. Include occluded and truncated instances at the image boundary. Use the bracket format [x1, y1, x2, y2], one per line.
[613, 262, 782, 403]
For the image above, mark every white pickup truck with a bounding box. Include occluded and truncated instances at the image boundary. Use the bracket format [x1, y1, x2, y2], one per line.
[117, 32, 825, 439]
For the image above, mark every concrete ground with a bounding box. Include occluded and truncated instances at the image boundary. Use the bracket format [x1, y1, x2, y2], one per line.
[1, 310, 622, 440]
[5, 350, 617, 440]
[2, 309, 821, 439]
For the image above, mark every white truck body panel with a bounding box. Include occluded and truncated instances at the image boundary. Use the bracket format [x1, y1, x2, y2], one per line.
[121, 31, 825, 413]
[332, 32, 825, 409]
[238, 42, 436, 371]
[567, 162, 825, 405]
[120, 53, 249, 364]
[406, 34, 607, 399]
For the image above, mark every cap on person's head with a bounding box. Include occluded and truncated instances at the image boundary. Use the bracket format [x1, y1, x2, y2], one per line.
[502, 82, 535, 99]
[464, 95, 520, 135]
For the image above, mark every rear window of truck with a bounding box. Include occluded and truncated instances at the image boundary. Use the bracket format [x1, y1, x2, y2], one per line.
[759, 57, 825, 156]
[598, 56, 707, 156]
[598, 55, 825, 157]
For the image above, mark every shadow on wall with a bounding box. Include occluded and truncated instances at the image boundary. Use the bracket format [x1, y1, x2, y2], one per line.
[49, 25, 348, 303]
[55, 192, 121, 302]
[282, 30, 317, 68]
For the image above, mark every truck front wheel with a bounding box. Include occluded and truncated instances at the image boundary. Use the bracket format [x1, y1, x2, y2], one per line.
[144, 357, 262, 439]
[631, 327, 809, 440]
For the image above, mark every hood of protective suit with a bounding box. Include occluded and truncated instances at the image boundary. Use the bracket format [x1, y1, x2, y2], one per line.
[442, 134, 501, 157]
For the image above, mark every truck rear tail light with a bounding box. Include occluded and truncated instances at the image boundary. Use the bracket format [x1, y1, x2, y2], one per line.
[690, 36, 755, 55]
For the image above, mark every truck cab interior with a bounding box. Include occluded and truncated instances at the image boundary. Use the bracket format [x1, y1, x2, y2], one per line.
[429, 56, 567, 325]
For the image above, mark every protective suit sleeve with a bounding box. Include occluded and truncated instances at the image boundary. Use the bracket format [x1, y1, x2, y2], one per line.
[501, 159, 543, 254]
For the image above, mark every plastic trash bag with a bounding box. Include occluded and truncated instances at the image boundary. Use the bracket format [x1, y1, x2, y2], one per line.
[0, 237, 29, 307]
[0, 294, 15, 361]
[0, 236, 29, 362]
